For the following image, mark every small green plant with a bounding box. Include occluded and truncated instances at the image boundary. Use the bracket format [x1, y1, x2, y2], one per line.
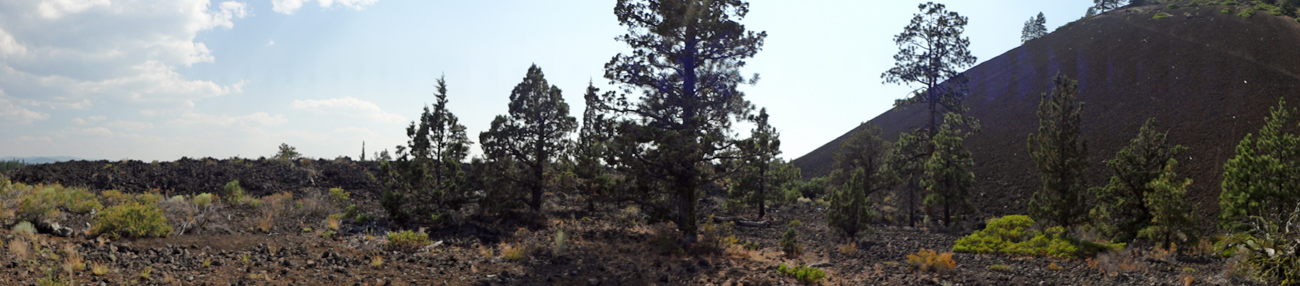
[355, 214, 372, 223]
[780, 227, 803, 257]
[1154, 12, 1175, 19]
[91, 201, 172, 239]
[224, 180, 245, 205]
[1167, 3, 1181, 9]
[989, 264, 1012, 272]
[328, 187, 350, 201]
[386, 230, 430, 251]
[370, 255, 383, 267]
[343, 204, 360, 219]
[320, 230, 336, 239]
[1224, 0, 1238, 5]
[140, 265, 152, 279]
[1223, 7, 1233, 13]
[202, 257, 212, 267]
[1239, 8, 1255, 17]
[777, 263, 827, 284]
[13, 221, 37, 238]
[191, 193, 214, 208]
[554, 229, 568, 253]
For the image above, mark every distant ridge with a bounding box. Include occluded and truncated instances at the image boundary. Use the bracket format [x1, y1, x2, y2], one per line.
[792, 5, 1300, 222]
[0, 156, 88, 164]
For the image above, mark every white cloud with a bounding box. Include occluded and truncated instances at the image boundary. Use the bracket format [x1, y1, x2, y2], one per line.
[0, 0, 249, 111]
[105, 120, 155, 132]
[291, 97, 405, 124]
[169, 111, 288, 128]
[267, 40, 275, 46]
[0, 93, 49, 125]
[272, 0, 377, 15]
[37, 0, 110, 19]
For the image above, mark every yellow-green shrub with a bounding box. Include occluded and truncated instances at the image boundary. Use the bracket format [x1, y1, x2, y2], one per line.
[224, 180, 245, 205]
[92, 201, 172, 239]
[386, 230, 429, 252]
[954, 215, 1122, 259]
[191, 193, 214, 208]
[329, 187, 349, 201]
[777, 263, 827, 284]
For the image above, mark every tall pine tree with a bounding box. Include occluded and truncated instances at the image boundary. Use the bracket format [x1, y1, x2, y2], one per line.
[1091, 118, 1186, 242]
[596, 0, 766, 244]
[382, 75, 472, 222]
[1027, 73, 1090, 229]
[479, 65, 579, 213]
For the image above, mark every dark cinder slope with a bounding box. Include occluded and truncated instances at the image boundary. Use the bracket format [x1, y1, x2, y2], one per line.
[793, 6, 1300, 221]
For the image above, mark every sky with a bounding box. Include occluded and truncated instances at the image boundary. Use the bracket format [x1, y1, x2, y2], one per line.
[0, 0, 1094, 162]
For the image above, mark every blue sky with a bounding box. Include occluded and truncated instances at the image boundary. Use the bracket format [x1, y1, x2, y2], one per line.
[0, 0, 1092, 162]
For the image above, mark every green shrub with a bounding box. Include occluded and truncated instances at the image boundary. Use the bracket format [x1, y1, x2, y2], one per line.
[827, 168, 878, 238]
[168, 195, 186, 204]
[1188, 1, 1199, 7]
[385, 230, 429, 252]
[1168, 3, 1181, 9]
[1154, 12, 1175, 19]
[13, 221, 36, 237]
[780, 227, 802, 257]
[777, 263, 827, 284]
[1239, 8, 1256, 17]
[329, 187, 350, 201]
[92, 202, 172, 239]
[1224, 0, 1238, 5]
[953, 215, 1122, 259]
[135, 192, 162, 205]
[18, 188, 60, 223]
[191, 193, 214, 208]
[1255, 3, 1284, 15]
[224, 180, 245, 205]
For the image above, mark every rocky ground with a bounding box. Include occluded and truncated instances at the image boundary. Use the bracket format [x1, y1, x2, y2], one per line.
[0, 186, 1268, 285]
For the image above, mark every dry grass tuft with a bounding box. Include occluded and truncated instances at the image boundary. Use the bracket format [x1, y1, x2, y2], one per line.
[9, 237, 30, 261]
[906, 248, 956, 274]
[370, 255, 384, 267]
[502, 243, 525, 261]
[839, 242, 857, 256]
[91, 261, 109, 276]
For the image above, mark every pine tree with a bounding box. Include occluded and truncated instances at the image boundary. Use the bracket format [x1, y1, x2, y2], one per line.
[1027, 73, 1090, 229]
[882, 2, 980, 227]
[1088, 0, 1128, 16]
[596, 0, 767, 244]
[1021, 12, 1047, 43]
[381, 75, 472, 222]
[1091, 118, 1186, 242]
[922, 114, 975, 226]
[479, 64, 579, 213]
[889, 129, 928, 226]
[826, 123, 890, 237]
[732, 108, 786, 219]
[882, 2, 978, 138]
[1138, 159, 1198, 251]
[1220, 98, 1300, 230]
[573, 82, 617, 212]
